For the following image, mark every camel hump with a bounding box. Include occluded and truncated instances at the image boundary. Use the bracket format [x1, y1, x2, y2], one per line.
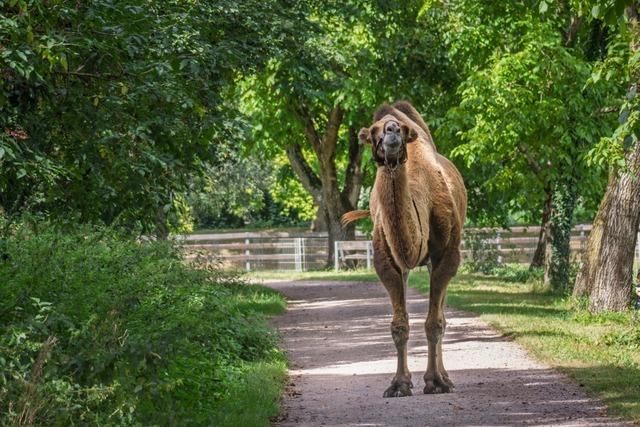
[373, 103, 396, 122]
[392, 101, 431, 136]
[341, 210, 371, 227]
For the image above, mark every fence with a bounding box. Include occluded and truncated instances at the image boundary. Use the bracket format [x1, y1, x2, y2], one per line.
[179, 226, 640, 272]
[179, 231, 363, 271]
[459, 224, 592, 265]
[334, 240, 374, 272]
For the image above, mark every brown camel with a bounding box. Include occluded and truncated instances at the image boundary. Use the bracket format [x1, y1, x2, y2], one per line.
[342, 101, 467, 397]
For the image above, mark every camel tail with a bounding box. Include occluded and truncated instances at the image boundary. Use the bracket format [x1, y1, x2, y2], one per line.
[341, 210, 370, 227]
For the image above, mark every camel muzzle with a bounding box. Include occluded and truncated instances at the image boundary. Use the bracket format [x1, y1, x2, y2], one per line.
[382, 134, 403, 157]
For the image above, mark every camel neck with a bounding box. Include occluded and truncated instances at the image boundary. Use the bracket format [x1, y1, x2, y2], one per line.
[375, 165, 425, 269]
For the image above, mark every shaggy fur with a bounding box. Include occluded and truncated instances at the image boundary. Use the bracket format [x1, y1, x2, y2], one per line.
[343, 101, 467, 397]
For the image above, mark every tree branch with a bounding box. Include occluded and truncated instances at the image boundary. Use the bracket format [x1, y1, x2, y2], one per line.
[517, 143, 544, 177]
[564, 15, 582, 47]
[292, 102, 322, 156]
[341, 124, 364, 209]
[285, 142, 322, 201]
[321, 105, 344, 163]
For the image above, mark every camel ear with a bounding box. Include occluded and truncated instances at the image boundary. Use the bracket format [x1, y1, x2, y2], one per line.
[402, 125, 418, 143]
[358, 127, 371, 144]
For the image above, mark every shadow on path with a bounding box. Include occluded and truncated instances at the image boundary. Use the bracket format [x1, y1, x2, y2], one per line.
[268, 280, 627, 427]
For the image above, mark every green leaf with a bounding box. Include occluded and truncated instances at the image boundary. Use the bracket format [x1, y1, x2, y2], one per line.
[539, 1, 548, 14]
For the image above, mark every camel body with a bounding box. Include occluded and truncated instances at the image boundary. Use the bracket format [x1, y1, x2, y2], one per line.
[370, 132, 466, 271]
[345, 101, 466, 397]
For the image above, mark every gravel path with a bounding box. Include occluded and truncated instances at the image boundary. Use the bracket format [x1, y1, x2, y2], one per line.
[266, 280, 628, 427]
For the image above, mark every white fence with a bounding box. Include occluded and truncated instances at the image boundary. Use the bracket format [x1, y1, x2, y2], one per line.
[179, 226, 640, 272]
[179, 231, 364, 271]
[334, 240, 374, 272]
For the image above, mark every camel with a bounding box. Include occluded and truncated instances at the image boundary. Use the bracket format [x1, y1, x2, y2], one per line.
[342, 101, 467, 397]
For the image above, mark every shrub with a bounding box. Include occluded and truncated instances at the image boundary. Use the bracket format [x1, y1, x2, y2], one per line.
[0, 222, 286, 425]
[462, 229, 502, 274]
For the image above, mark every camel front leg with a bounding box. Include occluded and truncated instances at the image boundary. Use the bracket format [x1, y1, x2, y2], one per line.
[437, 337, 454, 388]
[424, 291, 450, 394]
[424, 248, 459, 394]
[374, 239, 412, 397]
[385, 293, 412, 398]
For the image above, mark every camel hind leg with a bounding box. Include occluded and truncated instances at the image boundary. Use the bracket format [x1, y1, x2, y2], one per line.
[373, 232, 412, 398]
[424, 246, 460, 394]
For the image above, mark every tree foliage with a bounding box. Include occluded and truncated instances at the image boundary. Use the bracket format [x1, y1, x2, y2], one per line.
[1, 0, 303, 233]
[436, 2, 616, 227]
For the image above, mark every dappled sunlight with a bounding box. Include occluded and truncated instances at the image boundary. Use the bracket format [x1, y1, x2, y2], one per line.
[271, 279, 629, 426]
[287, 297, 389, 311]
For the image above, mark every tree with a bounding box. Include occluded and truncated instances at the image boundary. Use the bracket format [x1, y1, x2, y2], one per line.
[0, 0, 303, 235]
[186, 143, 308, 229]
[574, 1, 640, 312]
[435, 1, 615, 286]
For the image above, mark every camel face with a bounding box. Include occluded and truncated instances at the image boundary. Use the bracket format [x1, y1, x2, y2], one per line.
[358, 114, 417, 166]
[381, 119, 403, 157]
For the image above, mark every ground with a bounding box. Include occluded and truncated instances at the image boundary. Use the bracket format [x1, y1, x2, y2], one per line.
[266, 279, 630, 427]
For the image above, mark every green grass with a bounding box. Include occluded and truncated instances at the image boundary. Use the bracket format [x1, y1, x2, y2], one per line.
[213, 360, 287, 426]
[248, 268, 381, 282]
[212, 282, 287, 427]
[256, 267, 640, 423]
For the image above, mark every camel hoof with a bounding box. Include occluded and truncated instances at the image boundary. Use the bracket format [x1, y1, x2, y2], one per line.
[423, 378, 453, 394]
[442, 375, 455, 389]
[383, 381, 413, 398]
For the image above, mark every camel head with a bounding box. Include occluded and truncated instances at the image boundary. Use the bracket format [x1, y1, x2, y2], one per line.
[358, 114, 418, 167]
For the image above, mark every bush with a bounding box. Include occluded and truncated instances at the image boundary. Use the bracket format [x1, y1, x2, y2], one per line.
[0, 222, 286, 425]
[462, 230, 502, 274]
[460, 262, 544, 284]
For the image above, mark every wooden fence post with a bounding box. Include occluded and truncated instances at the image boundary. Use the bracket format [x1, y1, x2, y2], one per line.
[334, 241, 340, 272]
[366, 241, 372, 270]
[245, 238, 250, 272]
[301, 238, 306, 271]
[294, 238, 303, 272]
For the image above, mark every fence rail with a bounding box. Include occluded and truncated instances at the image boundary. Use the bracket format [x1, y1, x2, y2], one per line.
[178, 225, 640, 272]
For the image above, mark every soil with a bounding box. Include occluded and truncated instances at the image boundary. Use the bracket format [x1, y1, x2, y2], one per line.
[266, 279, 630, 427]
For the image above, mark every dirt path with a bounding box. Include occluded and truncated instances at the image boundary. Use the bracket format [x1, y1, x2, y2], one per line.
[266, 280, 627, 427]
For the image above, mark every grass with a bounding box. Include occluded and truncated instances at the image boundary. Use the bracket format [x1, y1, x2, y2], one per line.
[210, 283, 287, 427]
[253, 267, 640, 424]
[213, 360, 287, 426]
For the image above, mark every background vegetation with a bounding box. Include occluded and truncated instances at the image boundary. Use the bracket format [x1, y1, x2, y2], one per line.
[0, 222, 286, 425]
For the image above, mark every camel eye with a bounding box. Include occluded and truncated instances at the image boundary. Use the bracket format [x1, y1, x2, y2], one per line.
[368, 126, 380, 142]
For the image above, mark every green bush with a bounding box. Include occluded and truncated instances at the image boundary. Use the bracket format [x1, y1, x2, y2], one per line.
[0, 223, 286, 425]
[462, 230, 502, 274]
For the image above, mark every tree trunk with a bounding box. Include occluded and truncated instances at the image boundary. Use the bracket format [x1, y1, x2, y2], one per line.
[287, 104, 364, 267]
[323, 187, 356, 268]
[573, 176, 610, 298]
[530, 187, 552, 269]
[584, 140, 640, 312]
[576, 4, 640, 312]
[544, 180, 578, 290]
[311, 203, 328, 232]
[154, 205, 169, 240]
